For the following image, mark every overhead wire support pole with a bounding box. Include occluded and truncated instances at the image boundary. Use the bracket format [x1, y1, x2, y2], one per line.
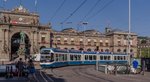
[82, 22, 88, 51]
[128, 0, 131, 65]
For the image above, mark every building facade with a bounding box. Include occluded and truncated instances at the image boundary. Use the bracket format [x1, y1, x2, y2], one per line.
[137, 37, 150, 58]
[0, 6, 51, 61]
[52, 28, 137, 57]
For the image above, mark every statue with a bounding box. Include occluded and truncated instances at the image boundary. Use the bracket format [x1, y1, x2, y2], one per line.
[20, 31, 26, 44]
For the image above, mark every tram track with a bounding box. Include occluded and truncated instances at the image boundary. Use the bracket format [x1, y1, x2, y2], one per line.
[72, 66, 114, 82]
[35, 70, 54, 82]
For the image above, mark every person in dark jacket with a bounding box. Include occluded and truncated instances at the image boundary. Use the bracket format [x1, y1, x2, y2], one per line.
[16, 58, 24, 77]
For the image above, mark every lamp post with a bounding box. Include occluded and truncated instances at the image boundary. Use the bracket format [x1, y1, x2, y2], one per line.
[82, 22, 88, 51]
[128, 0, 131, 65]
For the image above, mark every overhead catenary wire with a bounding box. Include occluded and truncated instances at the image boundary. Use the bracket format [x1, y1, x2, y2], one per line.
[81, 0, 102, 21]
[86, 0, 114, 21]
[50, 0, 66, 21]
[61, 0, 87, 24]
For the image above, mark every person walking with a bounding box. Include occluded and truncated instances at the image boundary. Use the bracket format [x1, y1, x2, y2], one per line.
[16, 58, 24, 77]
[27, 59, 37, 82]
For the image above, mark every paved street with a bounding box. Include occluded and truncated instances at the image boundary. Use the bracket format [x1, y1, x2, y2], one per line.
[1, 65, 150, 82]
[42, 65, 150, 82]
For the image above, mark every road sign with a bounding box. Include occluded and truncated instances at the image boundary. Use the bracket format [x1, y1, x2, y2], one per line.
[132, 60, 138, 69]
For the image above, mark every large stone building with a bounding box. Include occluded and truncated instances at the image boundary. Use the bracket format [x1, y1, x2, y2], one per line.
[0, 6, 51, 61]
[0, 5, 137, 61]
[52, 28, 137, 56]
[137, 36, 150, 58]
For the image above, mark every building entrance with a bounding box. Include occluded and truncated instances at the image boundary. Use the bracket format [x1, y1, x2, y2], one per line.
[11, 32, 30, 60]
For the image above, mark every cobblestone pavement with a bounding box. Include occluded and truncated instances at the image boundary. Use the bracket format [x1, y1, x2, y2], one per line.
[43, 65, 150, 82]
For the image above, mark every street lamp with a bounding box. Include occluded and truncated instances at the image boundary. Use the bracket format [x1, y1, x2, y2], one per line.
[82, 22, 88, 51]
[128, 0, 131, 65]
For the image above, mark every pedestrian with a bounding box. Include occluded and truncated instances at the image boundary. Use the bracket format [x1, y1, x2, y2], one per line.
[27, 59, 37, 82]
[16, 58, 24, 77]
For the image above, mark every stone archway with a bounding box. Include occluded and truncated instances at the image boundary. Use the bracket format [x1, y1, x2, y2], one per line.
[11, 32, 30, 60]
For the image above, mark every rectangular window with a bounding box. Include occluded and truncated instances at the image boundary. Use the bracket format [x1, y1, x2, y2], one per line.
[94, 42, 97, 46]
[64, 40, 68, 45]
[105, 43, 109, 46]
[71, 41, 74, 45]
[100, 42, 103, 46]
[80, 41, 84, 45]
[88, 42, 91, 46]
[118, 41, 121, 46]
[41, 37, 46, 43]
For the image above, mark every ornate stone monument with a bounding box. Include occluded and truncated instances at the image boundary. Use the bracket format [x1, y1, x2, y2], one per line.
[17, 31, 26, 60]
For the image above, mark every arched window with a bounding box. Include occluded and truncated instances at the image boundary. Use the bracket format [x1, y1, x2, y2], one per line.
[105, 49, 109, 52]
[130, 49, 133, 52]
[117, 49, 121, 52]
[123, 49, 126, 53]
[40, 46, 46, 50]
[64, 48, 68, 50]
[79, 48, 83, 51]
[87, 48, 91, 51]
[101, 49, 103, 52]
[71, 48, 74, 50]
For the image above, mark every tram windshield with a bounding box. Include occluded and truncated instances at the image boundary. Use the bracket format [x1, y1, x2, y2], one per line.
[40, 50, 50, 54]
[40, 49, 54, 62]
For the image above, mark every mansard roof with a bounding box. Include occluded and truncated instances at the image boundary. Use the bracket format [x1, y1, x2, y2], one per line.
[81, 29, 101, 35]
[61, 28, 77, 33]
[105, 28, 137, 36]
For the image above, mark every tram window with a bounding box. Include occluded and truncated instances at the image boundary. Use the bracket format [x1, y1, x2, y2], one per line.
[59, 54, 62, 61]
[114, 56, 117, 60]
[64, 54, 67, 61]
[123, 56, 126, 60]
[74, 55, 77, 60]
[45, 56, 50, 59]
[41, 56, 44, 59]
[118, 56, 120, 60]
[41, 50, 50, 54]
[93, 55, 96, 60]
[104, 56, 107, 60]
[55, 54, 59, 61]
[85, 55, 88, 60]
[70, 55, 73, 60]
[89, 55, 92, 60]
[77, 55, 81, 60]
[51, 53, 54, 62]
[108, 56, 110, 60]
[100, 56, 103, 60]
[120, 56, 122, 60]
[62, 54, 65, 61]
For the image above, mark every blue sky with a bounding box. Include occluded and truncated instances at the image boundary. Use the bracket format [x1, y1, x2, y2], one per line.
[0, 0, 150, 36]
